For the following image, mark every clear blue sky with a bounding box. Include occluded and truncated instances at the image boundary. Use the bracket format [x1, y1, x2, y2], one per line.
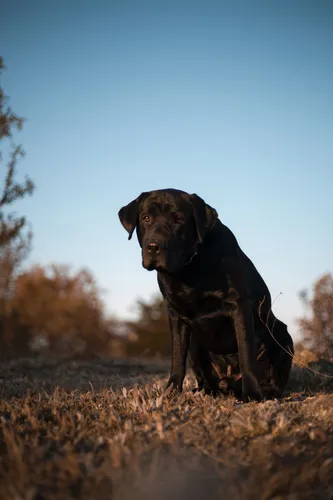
[1, 0, 333, 340]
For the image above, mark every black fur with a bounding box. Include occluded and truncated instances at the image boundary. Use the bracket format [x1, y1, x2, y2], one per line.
[119, 188, 294, 401]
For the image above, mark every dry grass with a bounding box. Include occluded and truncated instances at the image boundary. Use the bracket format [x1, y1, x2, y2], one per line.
[1, 356, 333, 500]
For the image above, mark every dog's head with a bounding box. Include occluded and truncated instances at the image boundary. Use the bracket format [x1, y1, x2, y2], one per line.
[118, 188, 218, 273]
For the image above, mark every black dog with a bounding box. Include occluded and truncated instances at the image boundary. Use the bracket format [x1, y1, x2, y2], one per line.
[118, 189, 294, 401]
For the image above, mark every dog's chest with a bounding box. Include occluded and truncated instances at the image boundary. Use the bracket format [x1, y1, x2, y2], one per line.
[163, 279, 240, 353]
[167, 282, 226, 321]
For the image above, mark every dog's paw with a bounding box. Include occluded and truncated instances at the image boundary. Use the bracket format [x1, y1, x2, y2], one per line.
[241, 374, 264, 402]
[263, 385, 283, 400]
[164, 374, 184, 394]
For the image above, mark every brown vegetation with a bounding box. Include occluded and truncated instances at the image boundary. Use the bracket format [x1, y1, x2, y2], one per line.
[12, 264, 114, 357]
[297, 273, 333, 358]
[125, 296, 170, 359]
[0, 355, 333, 499]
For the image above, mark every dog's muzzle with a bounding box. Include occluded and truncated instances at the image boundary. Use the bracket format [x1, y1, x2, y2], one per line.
[142, 238, 169, 271]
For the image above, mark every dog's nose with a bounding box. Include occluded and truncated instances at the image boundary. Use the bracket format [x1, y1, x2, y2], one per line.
[147, 242, 160, 254]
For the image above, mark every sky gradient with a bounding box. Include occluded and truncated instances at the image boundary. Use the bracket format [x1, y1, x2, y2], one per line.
[1, 0, 333, 340]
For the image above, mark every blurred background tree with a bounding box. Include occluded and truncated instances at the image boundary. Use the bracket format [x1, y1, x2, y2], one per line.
[12, 264, 114, 357]
[297, 273, 333, 359]
[0, 57, 34, 353]
[125, 295, 170, 359]
[0, 58, 118, 359]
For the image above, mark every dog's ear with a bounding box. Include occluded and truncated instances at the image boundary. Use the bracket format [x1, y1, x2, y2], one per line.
[190, 193, 218, 243]
[118, 193, 146, 240]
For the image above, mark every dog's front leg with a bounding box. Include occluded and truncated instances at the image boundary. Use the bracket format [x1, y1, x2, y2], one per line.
[225, 251, 263, 402]
[165, 308, 191, 393]
[233, 299, 263, 402]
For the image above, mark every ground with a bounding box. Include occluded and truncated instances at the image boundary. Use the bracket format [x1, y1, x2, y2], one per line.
[0, 355, 333, 500]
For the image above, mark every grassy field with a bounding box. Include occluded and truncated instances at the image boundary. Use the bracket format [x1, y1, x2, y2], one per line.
[0, 355, 333, 500]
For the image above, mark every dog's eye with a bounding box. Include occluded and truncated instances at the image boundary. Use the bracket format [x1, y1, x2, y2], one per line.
[174, 215, 184, 224]
[142, 215, 151, 223]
